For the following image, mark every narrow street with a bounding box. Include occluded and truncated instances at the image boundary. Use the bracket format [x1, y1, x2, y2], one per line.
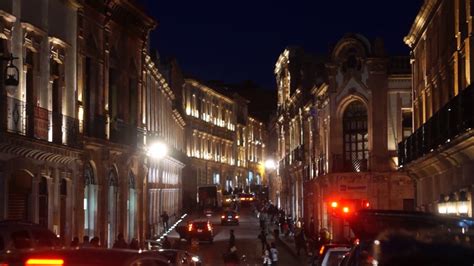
[166, 207, 301, 265]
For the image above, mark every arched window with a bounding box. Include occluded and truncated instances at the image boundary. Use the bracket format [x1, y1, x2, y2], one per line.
[343, 101, 368, 172]
[107, 168, 119, 248]
[84, 163, 97, 237]
[127, 170, 137, 241]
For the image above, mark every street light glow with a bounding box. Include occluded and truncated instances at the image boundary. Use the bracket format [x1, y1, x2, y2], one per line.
[147, 141, 168, 159]
[265, 159, 276, 170]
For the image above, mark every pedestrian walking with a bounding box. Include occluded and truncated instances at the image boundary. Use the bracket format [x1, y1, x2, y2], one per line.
[262, 244, 272, 265]
[70, 237, 79, 247]
[90, 236, 100, 247]
[258, 230, 267, 254]
[229, 229, 236, 249]
[160, 211, 169, 231]
[295, 228, 307, 256]
[270, 242, 279, 266]
[113, 233, 129, 249]
[81, 235, 91, 247]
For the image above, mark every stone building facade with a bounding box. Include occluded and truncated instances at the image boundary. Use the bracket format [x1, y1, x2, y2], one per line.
[181, 79, 266, 209]
[275, 35, 415, 241]
[399, 0, 474, 217]
[0, 0, 82, 244]
[0, 0, 185, 247]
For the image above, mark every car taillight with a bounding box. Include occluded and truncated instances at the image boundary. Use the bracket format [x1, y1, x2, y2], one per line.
[235, 215, 239, 219]
[319, 246, 325, 255]
[1, 263, 9, 266]
[221, 215, 225, 219]
[25, 258, 64, 265]
[207, 223, 212, 231]
[188, 224, 193, 232]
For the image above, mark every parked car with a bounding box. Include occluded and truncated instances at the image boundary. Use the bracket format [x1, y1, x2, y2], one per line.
[316, 244, 350, 266]
[177, 221, 214, 243]
[0, 220, 61, 253]
[154, 249, 202, 265]
[221, 210, 239, 225]
[0, 247, 170, 266]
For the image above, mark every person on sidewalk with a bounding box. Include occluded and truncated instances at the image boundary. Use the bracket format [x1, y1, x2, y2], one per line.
[229, 229, 236, 249]
[113, 233, 128, 249]
[160, 211, 169, 231]
[258, 229, 268, 254]
[270, 242, 279, 266]
[295, 228, 307, 256]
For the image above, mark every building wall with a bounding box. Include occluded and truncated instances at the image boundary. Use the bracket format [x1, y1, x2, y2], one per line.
[275, 35, 414, 241]
[0, 0, 82, 245]
[401, 0, 474, 217]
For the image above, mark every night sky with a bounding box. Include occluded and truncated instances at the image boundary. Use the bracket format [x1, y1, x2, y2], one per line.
[138, 1, 423, 90]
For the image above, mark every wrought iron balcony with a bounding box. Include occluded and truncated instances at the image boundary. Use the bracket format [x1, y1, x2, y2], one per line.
[332, 154, 368, 173]
[109, 119, 137, 146]
[398, 84, 474, 166]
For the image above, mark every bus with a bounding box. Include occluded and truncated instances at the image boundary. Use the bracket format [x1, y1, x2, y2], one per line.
[197, 185, 222, 210]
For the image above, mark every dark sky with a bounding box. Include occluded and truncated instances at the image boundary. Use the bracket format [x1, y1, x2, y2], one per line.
[138, 1, 423, 90]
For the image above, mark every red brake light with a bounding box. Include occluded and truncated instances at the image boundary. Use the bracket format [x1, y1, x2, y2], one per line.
[221, 215, 225, 219]
[365, 202, 370, 208]
[207, 222, 212, 231]
[319, 246, 325, 255]
[235, 215, 239, 219]
[188, 223, 193, 232]
[1, 263, 9, 266]
[25, 258, 64, 265]
[342, 206, 350, 213]
[331, 201, 338, 208]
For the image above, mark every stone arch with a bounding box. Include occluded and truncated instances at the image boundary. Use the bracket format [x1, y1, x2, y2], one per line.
[336, 93, 369, 120]
[332, 34, 371, 62]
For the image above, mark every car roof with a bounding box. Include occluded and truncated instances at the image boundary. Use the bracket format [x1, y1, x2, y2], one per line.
[348, 209, 474, 239]
[4, 248, 169, 265]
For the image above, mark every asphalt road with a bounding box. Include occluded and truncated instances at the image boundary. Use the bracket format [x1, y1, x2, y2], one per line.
[165, 206, 301, 265]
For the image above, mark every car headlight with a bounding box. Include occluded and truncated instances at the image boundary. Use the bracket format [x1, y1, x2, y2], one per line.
[192, 256, 200, 262]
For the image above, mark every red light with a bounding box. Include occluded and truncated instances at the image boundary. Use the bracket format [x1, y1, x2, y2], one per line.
[221, 215, 225, 219]
[319, 246, 325, 255]
[25, 258, 64, 265]
[235, 215, 239, 219]
[330, 201, 338, 208]
[207, 222, 212, 231]
[365, 202, 370, 208]
[342, 206, 350, 213]
[188, 224, 193, 232]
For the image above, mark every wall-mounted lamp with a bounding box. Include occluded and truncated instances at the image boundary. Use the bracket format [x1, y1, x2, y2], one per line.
[2, 53, 19, 95]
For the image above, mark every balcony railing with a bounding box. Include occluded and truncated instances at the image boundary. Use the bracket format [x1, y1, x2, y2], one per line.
[398, 84, 474, 166]
[110, 119, 137, 146]
[332, 154, 368, 173]
[3, 96, 82, 148]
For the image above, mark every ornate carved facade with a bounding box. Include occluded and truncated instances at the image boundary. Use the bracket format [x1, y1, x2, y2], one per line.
[275, 35, 414, 241]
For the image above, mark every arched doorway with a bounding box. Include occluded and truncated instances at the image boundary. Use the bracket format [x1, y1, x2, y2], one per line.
[38, 176, 48, 227]
[107, 167, 119, 248]
[343, 101, 368, 172]
[59, 178, 67, 241]
[8, 170, 33, 220]
[127, 170, 137, 241]
[84, 162, 97, 238]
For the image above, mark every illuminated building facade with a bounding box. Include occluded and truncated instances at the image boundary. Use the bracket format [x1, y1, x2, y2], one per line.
[0, 0, 82, 244]
[275, 35, 415, 241]
[399, 0, 474, 217]
[182, 79, 266, 208]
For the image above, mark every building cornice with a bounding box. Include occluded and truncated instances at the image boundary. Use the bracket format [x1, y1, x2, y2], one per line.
[184, 79, 234, 104]
[404, 0, 439, 48]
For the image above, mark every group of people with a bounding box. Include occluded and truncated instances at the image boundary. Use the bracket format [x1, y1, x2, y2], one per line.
[69, 234, 140, 250]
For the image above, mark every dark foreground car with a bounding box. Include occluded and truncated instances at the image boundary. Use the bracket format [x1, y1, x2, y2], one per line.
[0, 248, 170, 266]
[221, 210, 239, 225]
[0, 220, 61, 253]
[341, 209, 474, 266]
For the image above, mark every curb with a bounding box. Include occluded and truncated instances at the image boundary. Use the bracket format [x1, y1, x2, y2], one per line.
[275, 236, 299, 259]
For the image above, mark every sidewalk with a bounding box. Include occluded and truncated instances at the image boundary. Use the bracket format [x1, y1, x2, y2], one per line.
[269, 224, 309, 264]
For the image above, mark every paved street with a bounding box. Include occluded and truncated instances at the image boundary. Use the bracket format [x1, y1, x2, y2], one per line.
[166, 207, 301, 265]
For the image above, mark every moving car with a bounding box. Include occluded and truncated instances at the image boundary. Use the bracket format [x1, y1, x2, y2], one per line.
[221, 210, 239, 225]
[186, 221, 214, 243]
[0, 220, 61, 253]
[238, 193, 255, 205]
[0, 248, 170, 266]
[155, 249, 202, 266]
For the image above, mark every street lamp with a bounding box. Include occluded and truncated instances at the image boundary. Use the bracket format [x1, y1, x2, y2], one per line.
[146, 141, 168, 159]
[1, 53, 19, 95]
[264, 159, 276, 170]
